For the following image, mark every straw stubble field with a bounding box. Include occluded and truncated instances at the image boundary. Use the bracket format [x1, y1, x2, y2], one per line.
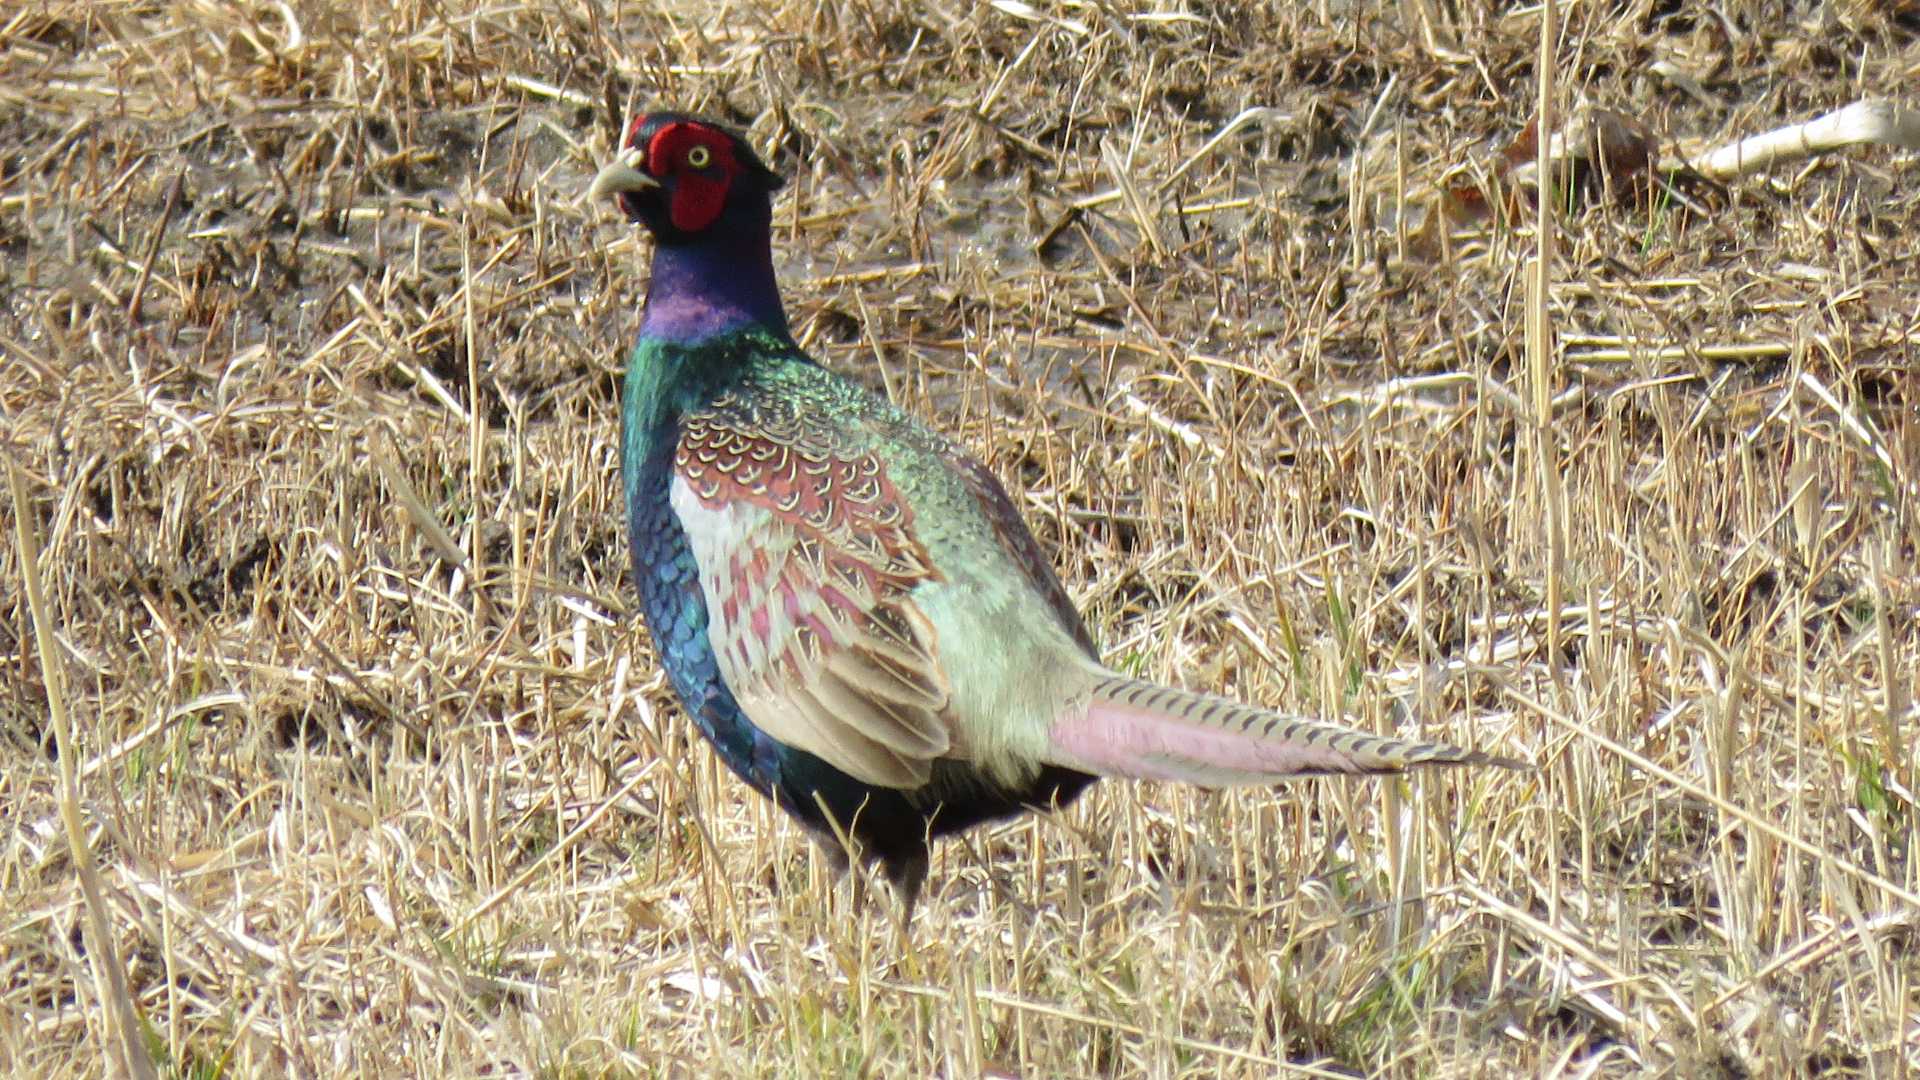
[2, 2, 1917, 1076]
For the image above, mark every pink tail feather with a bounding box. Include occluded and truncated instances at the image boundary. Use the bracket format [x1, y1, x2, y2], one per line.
[1046, 676, 1520, 785]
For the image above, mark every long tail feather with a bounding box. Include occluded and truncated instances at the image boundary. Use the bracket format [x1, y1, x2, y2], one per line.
[1046, 675, 1523, 784]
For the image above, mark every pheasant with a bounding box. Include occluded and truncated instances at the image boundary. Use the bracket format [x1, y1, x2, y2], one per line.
[591, 113, 1517, 915]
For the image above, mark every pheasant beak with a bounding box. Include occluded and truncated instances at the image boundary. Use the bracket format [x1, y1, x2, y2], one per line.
[588, 147, 659, 201]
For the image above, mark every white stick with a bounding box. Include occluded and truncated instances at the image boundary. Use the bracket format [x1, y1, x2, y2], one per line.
[1687, 99, 1920, 180]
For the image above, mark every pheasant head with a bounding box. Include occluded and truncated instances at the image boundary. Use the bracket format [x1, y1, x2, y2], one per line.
[591, 113, 790, 343]
[590, 113, 784, 245]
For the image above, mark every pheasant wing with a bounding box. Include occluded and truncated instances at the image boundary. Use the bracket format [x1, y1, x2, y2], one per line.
[670, 390, 954, 788]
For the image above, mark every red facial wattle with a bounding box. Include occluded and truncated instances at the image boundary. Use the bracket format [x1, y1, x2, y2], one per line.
[641, 121, 738, 233]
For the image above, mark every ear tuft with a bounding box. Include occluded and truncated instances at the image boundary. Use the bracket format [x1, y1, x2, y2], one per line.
[734, 140, 785, 191]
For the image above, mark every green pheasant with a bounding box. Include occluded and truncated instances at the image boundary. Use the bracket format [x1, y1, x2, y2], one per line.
[593, 113, 1517, 914]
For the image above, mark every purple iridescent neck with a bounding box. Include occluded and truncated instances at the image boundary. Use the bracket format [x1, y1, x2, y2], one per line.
[640, 226, 788, 344]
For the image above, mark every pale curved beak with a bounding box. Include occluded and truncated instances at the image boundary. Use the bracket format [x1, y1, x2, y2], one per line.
[588, 148, 659, 201]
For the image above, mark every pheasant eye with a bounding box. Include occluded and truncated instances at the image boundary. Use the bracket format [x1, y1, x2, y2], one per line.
[686, 145, 712, 169]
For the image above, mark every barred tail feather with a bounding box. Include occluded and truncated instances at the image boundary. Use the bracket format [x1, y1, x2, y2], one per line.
[1046, 676, 1521, 785]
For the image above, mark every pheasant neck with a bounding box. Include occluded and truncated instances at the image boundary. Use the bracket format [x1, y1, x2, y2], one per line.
[641, 226, 788, 344]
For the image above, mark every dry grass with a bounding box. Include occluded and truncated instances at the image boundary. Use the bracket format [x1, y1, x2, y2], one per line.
[3, 1, 1918, 1076]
